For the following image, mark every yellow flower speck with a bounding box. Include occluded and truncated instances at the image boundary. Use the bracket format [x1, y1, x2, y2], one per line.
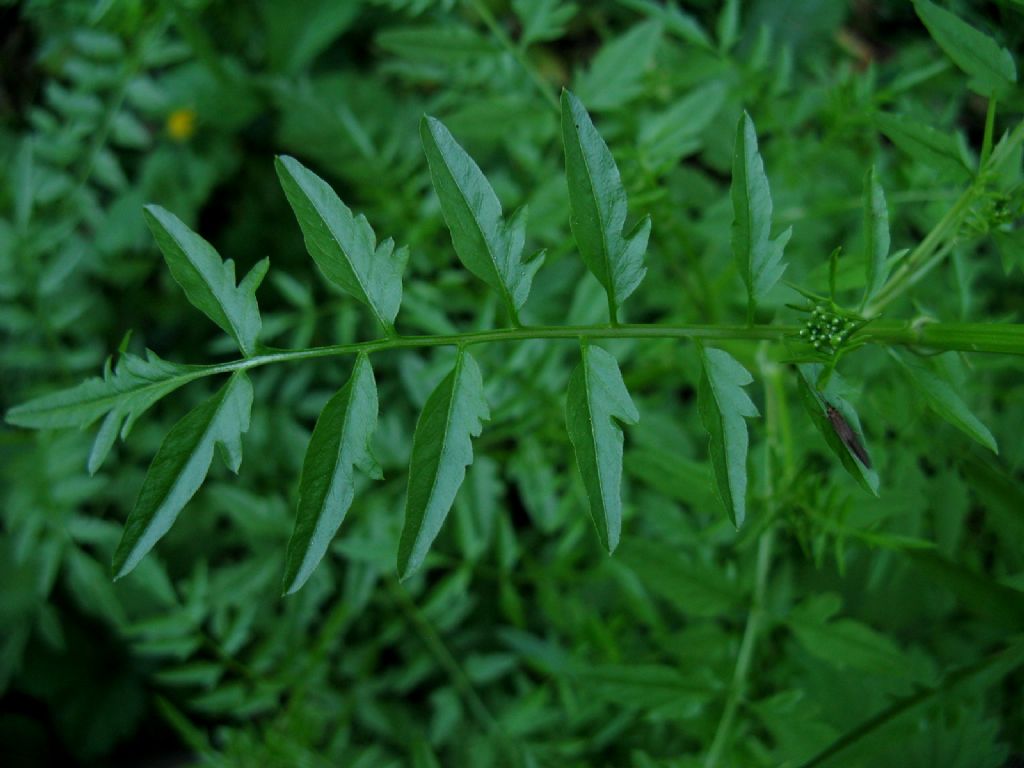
[166, 108, 197, 141]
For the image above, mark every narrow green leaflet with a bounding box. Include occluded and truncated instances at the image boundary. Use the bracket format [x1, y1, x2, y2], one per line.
[565, 343, 639, 552]
[861, 167, 891, 308]
[913, 0, 1016, 98]
[731, 112, 791, 316]
[283, 354, 381, 595]
[797, 365, 879, 495]
[698, 345, 759, 527]
[275, 155, 408, 334]
[112, 371, 254, 579]
[891, 351, 998, 454]
[420, 116, 543, 322]
[398, 349, 489, 580]
[144, 205, 268, 358]
[561, 89, 651, 321]
[875, 113, 973, 180]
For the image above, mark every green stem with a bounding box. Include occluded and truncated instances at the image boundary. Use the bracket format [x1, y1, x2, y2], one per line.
[466, 0, 560, 113]
[146, 320, 1024, 392]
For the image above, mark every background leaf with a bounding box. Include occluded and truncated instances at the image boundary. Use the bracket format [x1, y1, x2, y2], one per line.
[862, 167, 891, 308]
[143, 206, 268, 357]
[420, 116, 543, 321]
[565, 343, 639, 552]
[275, 155, 407, 333]
[698, 345, 759, 526]
[561, 89, 651, 321]
[891, 351, 998, 454]
[112, 372, 254, 578]
[575, 20, 661, 111]
[283, 354, 381, 595]
[913, 0, 1017, 97]
[398, 349, 489, 579]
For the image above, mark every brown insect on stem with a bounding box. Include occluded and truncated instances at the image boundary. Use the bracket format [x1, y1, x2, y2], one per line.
[825, 403, 872, 469]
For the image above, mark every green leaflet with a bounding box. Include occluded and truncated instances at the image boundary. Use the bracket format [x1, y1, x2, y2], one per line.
[420, 116, 544, 322]
[275, 155, 408, 334]
[731, 112, 790, 315]
[112, 371, 254, 579]
[797, 365, 879, 495]
[862, 167, 891, 308]
[565, 343, 639, 552]
[561, 89, 651, 321]
[283, 354, 381, 595]
[891, 351, 998, 454]
[912, 0, 1016, 98]
[874, 113, 973, 180]
[398, 349, 489, 580]
[143, 205, 268, 358]
[698, 345, 759, 527]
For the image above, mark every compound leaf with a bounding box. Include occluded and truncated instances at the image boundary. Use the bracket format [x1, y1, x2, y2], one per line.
[698, 345, 759, 527]
[144, 205, 268, 358]
[565, 343, 639, 552]
[420, 116, 543, 322]
[276, 155, 407, 334]
[561, 89, 651, 321]
[283, 354, 382, 595]
[112, 371, 254, 579]
[398, 349, 489, 580]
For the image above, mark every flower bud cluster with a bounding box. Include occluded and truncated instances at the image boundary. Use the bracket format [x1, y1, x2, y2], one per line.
[798, 307, 856, 354]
